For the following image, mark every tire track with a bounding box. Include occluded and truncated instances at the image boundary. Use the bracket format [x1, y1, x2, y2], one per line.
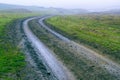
[23, 17, 75, 80]
[39, 16, 120, 79]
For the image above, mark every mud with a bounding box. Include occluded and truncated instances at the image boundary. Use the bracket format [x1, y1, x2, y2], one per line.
[23, 17, 74, 80]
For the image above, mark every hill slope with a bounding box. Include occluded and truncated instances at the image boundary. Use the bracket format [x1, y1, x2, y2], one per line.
[0, 3, 89, 14]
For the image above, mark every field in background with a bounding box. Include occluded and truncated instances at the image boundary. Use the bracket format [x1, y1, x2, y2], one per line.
[0, 13, 40, 80]
[46, 14, 120, 63]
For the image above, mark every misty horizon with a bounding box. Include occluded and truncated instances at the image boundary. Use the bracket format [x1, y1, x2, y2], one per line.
[0, 0, 120, 12]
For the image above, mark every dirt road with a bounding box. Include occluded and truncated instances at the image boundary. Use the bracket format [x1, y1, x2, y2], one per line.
[38, 16, 120, 79]
[23, 17, 75, 80]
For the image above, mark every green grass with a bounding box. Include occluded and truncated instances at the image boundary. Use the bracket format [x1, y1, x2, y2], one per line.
[0, 13, 40, 79]
[46, 14, 120, 62]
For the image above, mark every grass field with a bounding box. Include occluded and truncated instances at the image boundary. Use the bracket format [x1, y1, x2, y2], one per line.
[46, 14, 120, 63]
[0, 13, 40, 80]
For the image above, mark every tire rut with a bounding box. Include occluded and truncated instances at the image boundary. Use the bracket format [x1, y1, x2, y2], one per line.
[39, 16, 120, 79]
[23, 17, 74, 80]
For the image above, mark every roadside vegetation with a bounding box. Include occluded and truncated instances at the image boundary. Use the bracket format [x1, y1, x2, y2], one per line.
[46, 14, 120, 63]
[0, 13, 40, 80]
[29, 19, 117, 80]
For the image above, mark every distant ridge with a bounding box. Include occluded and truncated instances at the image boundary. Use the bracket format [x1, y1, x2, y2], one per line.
[0, 3, 89, 14]
[104, 9, 120, 14]
[0, 8, 32, 13]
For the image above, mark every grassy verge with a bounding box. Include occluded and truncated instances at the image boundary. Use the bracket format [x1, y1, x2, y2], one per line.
[0, 13, 40, 80]
[29, 19, 117, 80]
[45, 14, 120, 63]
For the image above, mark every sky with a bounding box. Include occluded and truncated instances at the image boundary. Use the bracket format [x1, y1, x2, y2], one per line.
[0, 0, 120, 11]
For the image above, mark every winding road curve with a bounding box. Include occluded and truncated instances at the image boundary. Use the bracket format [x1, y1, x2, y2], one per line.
[23, 15, 120, 80]
[39, 16, 120, 79]
[23, 17, 74, 80]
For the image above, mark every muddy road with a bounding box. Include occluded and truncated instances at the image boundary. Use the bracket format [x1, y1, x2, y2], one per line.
[38, 16, 120, 79]
[23, 17, 74, 80]
[22, 15, 120, 80]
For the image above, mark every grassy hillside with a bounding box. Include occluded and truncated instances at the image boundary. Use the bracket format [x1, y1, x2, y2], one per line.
[46, 14, 120, 63]
[0, 13, 40, 80]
